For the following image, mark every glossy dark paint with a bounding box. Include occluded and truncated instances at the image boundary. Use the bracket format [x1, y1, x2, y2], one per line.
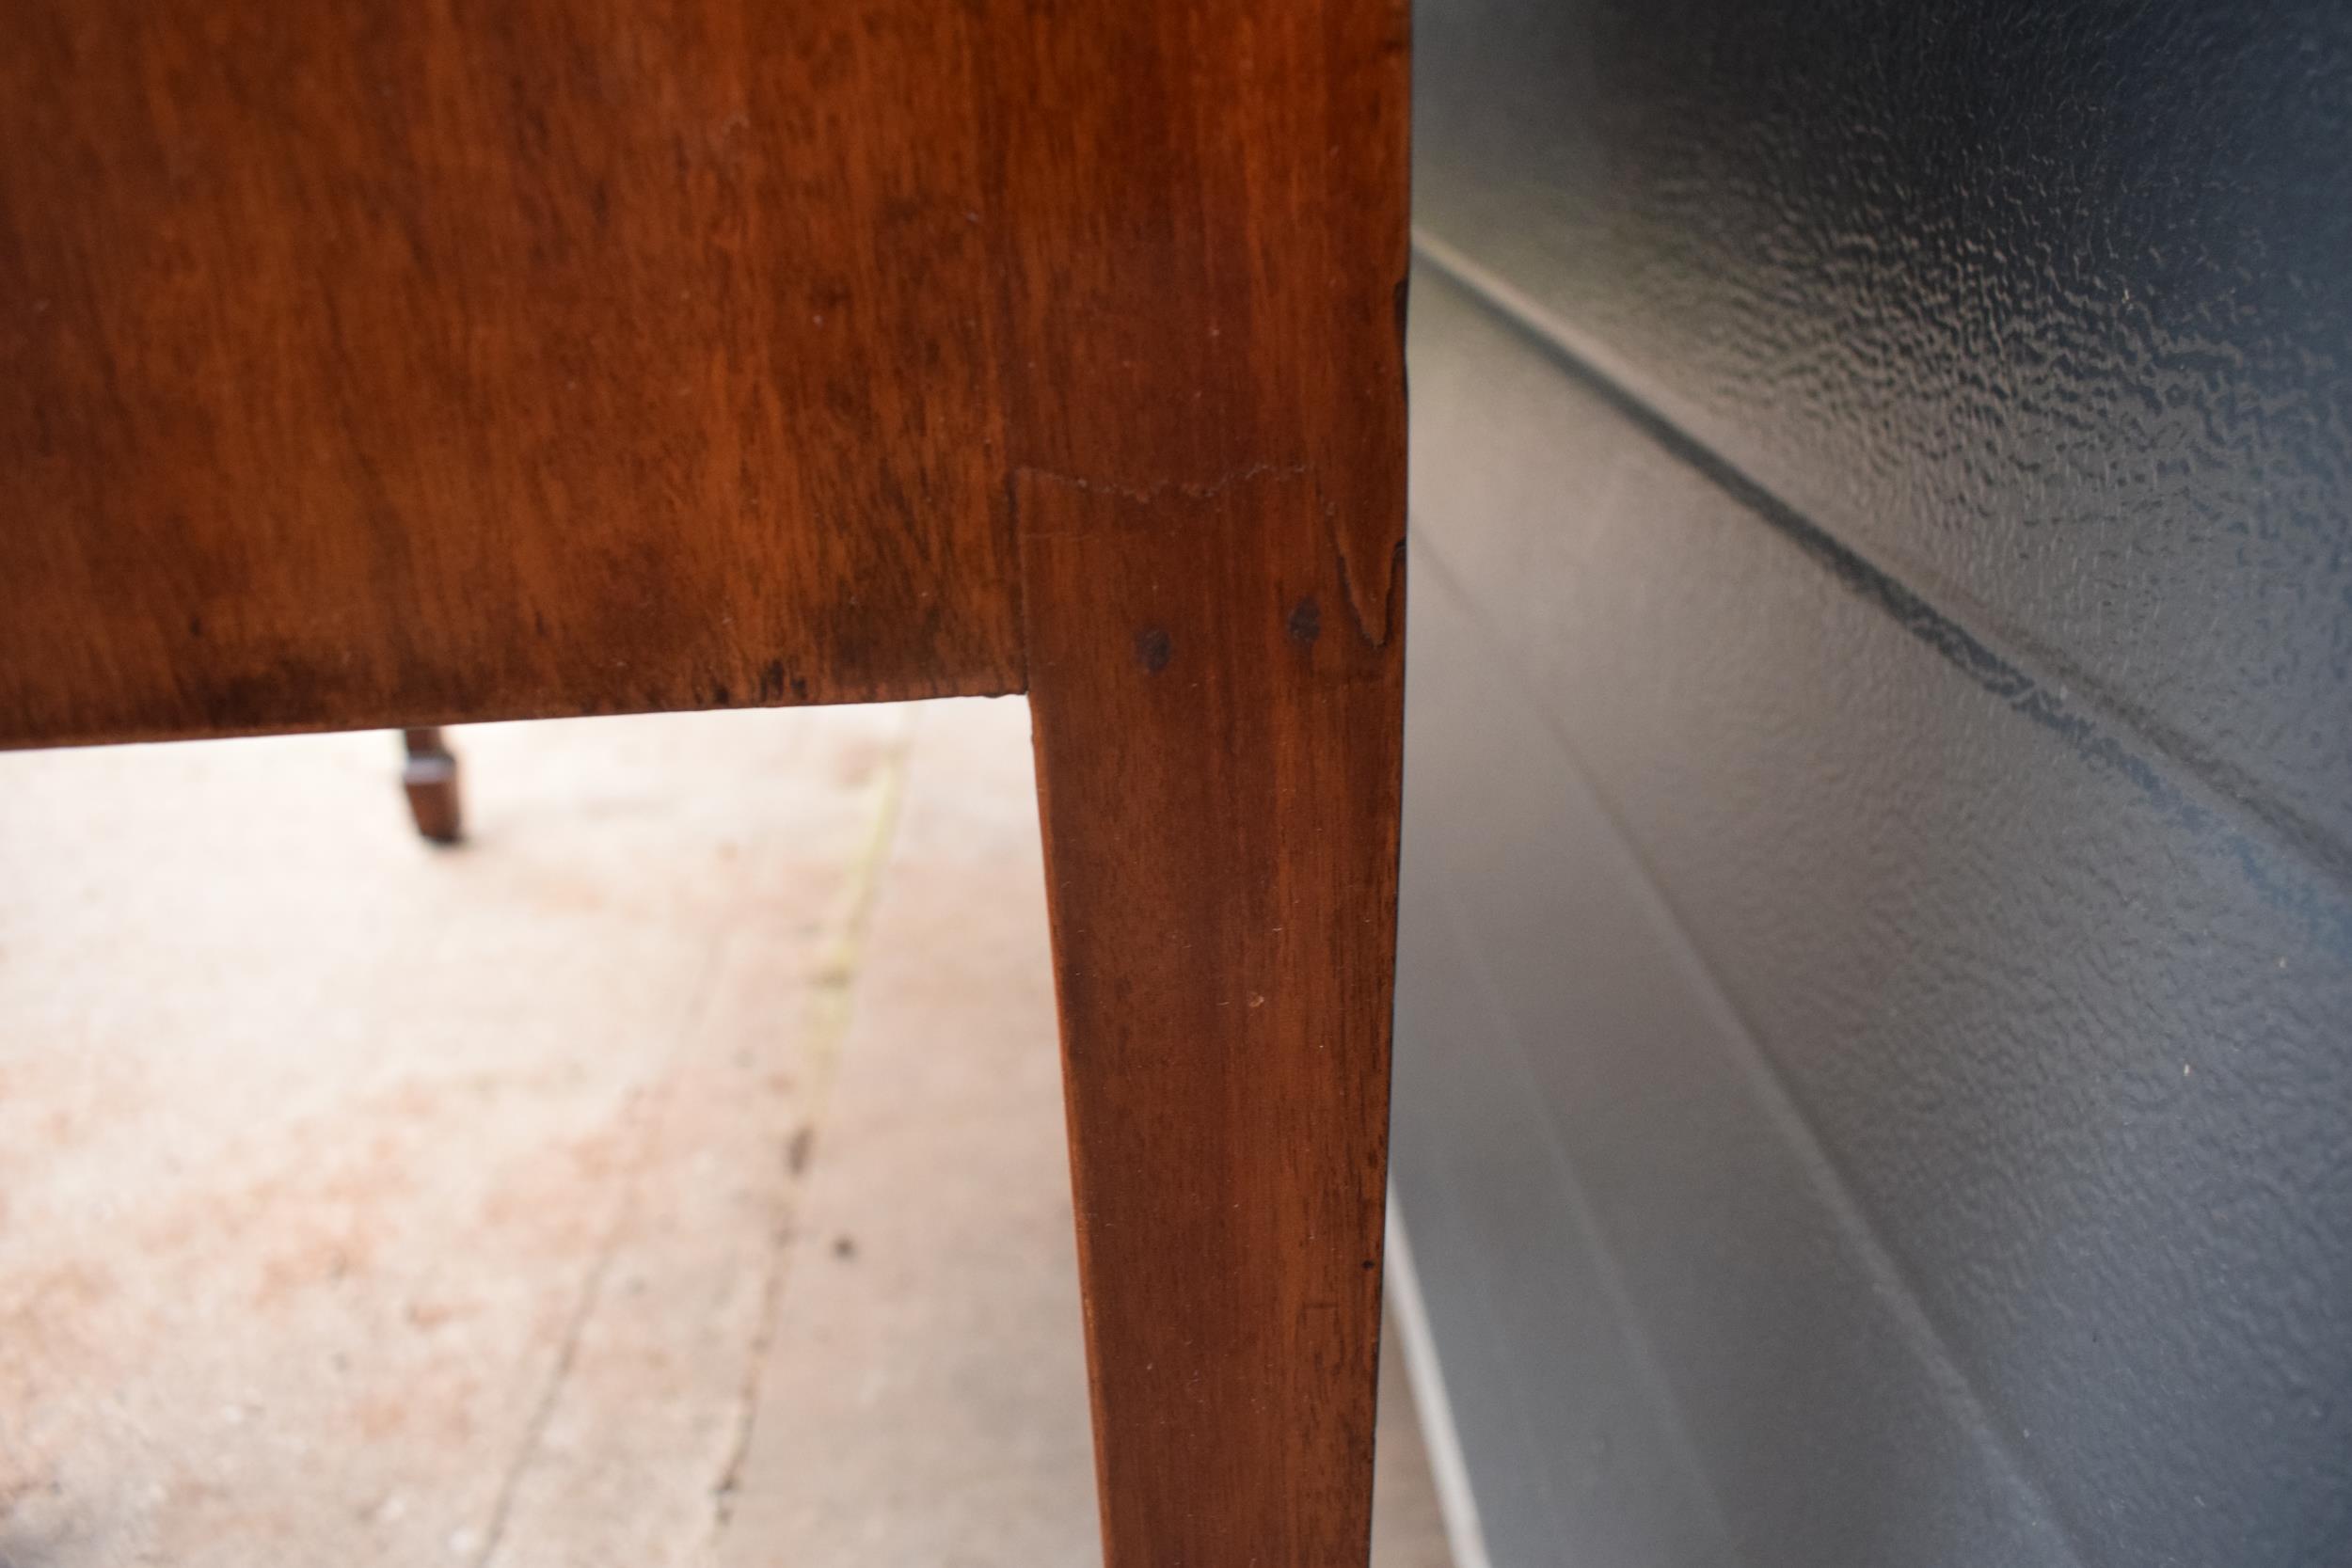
[1393, 2, 2352, 1565]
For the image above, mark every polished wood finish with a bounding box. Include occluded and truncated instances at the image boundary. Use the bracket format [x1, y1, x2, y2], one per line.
[1025, 469, 1403, 1564]
[999, 0, 1408, 1557]
[0, 0, 1406, 1560]
[0, 0, 1025, 744]
[400, 727, 462, 846]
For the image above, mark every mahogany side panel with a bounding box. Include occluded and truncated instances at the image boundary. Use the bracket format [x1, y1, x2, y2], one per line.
[0, 0, 1025, 743]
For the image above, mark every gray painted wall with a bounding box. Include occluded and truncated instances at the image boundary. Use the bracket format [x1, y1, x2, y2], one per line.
[1390, 4, 2352, 1565]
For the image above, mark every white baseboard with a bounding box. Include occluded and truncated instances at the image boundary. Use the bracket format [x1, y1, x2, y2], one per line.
[1387, 1197, 1497, 1568]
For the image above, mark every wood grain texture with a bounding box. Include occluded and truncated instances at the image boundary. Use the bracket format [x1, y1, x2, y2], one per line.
[2, 0, 1410, 1556]
[1002, 0, 1409, 1560]
[1024, 475, 1404, 1565]
[0, 0, 1025, 743]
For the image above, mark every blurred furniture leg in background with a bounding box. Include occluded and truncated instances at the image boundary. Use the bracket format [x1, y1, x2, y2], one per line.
[401, 728, 461, 846]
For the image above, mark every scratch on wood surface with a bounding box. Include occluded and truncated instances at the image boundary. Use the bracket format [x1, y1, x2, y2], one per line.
[1327, 524, 1406, 654]
[1014, 461, 1308, 509]
[1012, 463, 1403, 653]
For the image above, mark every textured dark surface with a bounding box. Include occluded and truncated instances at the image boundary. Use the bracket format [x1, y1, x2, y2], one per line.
[1414, 0, 2352, 866]
[1392, 2, 2352, 1565]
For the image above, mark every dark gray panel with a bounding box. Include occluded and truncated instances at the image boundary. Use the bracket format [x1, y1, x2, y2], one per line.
[1413, 0, 2352, 860]
[1392, 265, 2352, 1568]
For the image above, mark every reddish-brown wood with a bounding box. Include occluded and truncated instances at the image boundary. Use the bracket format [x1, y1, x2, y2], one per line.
[997, 0, 1409, 1561]
[0, 0, 1407, 1560]
[1024, 471, 1404, 1565]
[0, 0, 1025, 744]
[400, 727, 462, 846]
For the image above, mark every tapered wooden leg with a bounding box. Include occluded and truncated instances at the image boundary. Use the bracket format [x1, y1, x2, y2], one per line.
[989, 0, 1406, 1551]
[1021, 469, 1404, 1566]
[400, 727, 463, 845]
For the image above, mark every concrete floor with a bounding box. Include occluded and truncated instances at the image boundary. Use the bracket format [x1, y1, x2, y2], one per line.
[0, 697, 1451, 1568]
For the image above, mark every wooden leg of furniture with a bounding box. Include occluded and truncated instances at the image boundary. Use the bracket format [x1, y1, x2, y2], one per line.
[1022, 468, 1405, 1566]
[400, 727, 463, 846]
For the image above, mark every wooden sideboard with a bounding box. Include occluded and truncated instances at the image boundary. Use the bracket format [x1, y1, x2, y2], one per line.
[0, 1, 1408, 1560]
